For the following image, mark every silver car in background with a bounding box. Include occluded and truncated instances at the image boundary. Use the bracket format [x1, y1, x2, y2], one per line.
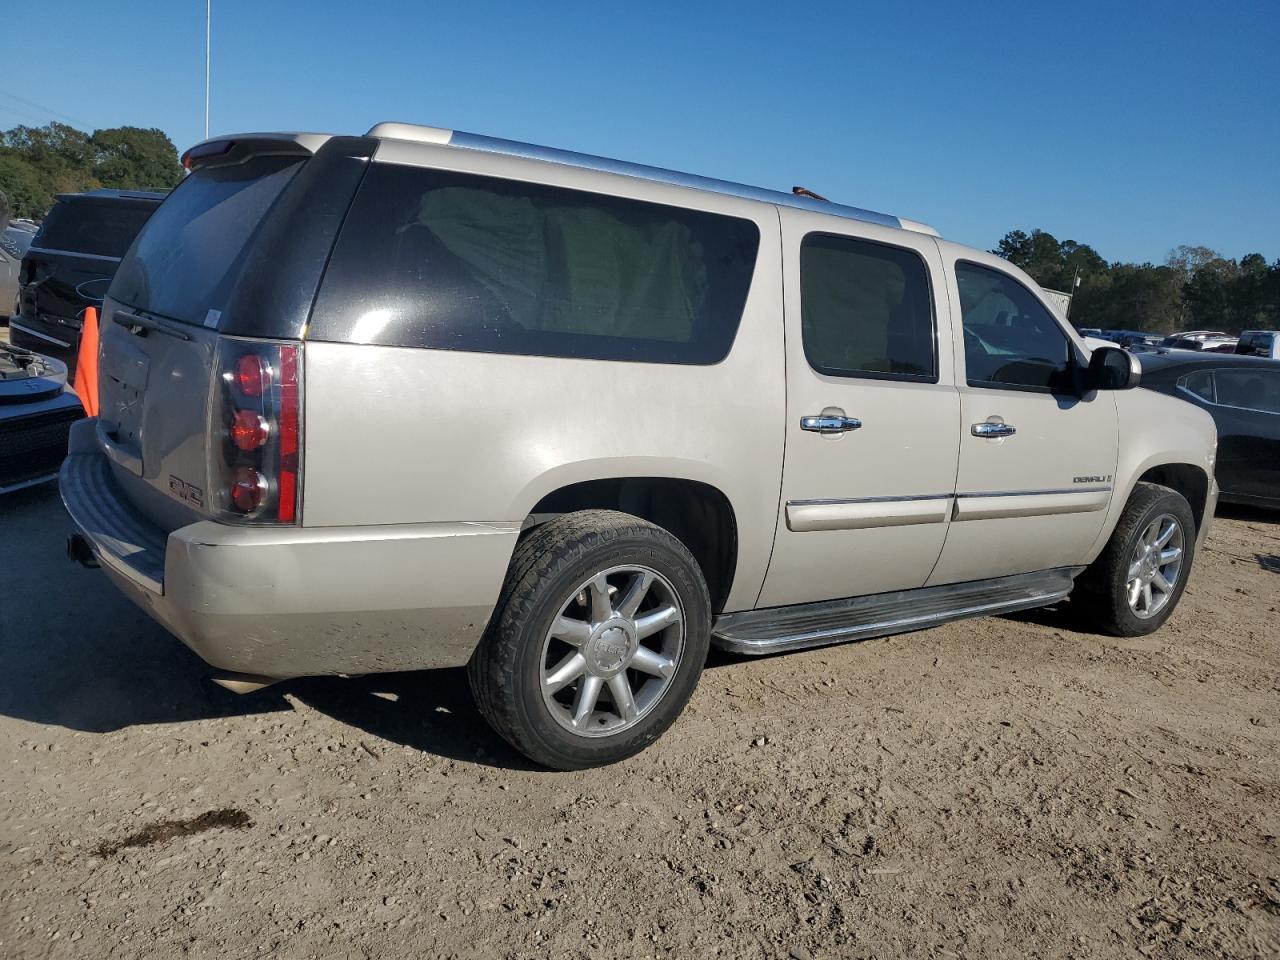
[1, 225, 34, 321]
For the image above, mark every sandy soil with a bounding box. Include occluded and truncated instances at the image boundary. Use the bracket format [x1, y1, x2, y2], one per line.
[1, 484, 1278, 959]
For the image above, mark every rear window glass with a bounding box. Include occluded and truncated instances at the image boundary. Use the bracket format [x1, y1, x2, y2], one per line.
[309, 163, 761, 363]
[34, 200, 155, 258]
[1, 226, 33, 260]
[111, 156, 302, 326]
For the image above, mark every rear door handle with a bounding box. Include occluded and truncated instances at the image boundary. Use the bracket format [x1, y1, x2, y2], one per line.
[972, 421, 1016, 438]
[801, 415, 862, 435]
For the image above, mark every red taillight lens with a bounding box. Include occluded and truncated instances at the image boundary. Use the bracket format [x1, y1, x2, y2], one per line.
[235, 354, 271, 398]
[229, 467, 267, 513]
[212, 340, 302, 524]
[276, 346, 300, 523]
[230, 410, 270, 451]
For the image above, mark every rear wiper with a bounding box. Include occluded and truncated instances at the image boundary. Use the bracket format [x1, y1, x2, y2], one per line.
[113, 309, 192, 341]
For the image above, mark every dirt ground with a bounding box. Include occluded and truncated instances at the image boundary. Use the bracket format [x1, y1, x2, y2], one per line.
[1, 484, 1278, 960]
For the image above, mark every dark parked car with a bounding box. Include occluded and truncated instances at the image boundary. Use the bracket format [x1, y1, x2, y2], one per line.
[0, 342, 84, 494]
[12, 189, 165, 373]
[1139, 352, 1280, 510]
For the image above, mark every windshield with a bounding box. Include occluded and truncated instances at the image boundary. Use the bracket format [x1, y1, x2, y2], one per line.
[110, 155, 302, 326]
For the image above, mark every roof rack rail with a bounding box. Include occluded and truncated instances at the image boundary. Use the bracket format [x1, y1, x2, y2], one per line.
[365, 122, 938, 236]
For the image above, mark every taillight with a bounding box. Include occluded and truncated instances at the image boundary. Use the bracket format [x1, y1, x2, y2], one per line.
[235, 354, 271, 398]
[210, 339, 302, 524]
[230, 410, 270, 451]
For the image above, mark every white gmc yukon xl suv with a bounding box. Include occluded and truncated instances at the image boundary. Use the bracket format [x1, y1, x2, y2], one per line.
[62, 123, 1218, 769]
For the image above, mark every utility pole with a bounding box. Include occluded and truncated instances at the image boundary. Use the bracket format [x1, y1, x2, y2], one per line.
[204, 0, 211, 139]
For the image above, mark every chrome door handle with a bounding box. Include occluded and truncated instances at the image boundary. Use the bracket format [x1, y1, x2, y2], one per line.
[972, 421, 1016, 438]
[801, 415, 862, 434]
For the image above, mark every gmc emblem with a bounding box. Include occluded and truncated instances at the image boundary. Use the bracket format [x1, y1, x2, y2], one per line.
[169, 475, 204, 507]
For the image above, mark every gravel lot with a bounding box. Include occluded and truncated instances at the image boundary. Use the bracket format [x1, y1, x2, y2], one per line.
[2, 484, 1278, 959]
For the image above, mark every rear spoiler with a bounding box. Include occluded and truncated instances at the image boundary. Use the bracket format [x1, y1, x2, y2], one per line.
[182, 132, 334, 171]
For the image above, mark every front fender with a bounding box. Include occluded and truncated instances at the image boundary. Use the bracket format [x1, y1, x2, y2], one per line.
[1084, 387, 1217, 563]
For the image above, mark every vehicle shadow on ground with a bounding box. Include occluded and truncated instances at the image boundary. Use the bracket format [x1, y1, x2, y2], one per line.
[0, 485, 539, 766]
[287, 671, 539, 770]
[1214, 502, 1279, 524]
[0, 484, 291, 733]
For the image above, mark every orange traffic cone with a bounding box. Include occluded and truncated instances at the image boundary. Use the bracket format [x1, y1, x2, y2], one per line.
[73, 306, 100, 417]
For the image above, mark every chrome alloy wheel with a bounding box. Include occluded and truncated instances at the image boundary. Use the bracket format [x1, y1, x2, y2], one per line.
[539, 564, 685, 738]
[1126, 513, 1185, 619]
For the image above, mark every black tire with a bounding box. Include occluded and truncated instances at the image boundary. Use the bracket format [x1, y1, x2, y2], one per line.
[467, 509, 711, 770]
[1074, 481, 1197, 636]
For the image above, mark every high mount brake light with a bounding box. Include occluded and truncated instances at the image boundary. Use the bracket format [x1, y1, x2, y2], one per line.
[211, 340, 302, 524]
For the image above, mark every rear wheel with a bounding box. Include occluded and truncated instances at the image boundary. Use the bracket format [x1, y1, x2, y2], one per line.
[468, 510, 711, 769]
[1075, 482, 1196, 636]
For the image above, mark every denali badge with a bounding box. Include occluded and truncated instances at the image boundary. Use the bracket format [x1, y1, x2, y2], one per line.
[1073, 475, 1112, 484]
[169, 475, 205, 507]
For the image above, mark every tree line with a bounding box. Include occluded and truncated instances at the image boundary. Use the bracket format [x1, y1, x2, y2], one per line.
[994, 229, 1279, 335]
[0, 122, 184, 220]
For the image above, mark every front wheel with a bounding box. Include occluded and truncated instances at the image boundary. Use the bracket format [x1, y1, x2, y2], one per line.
[468, 510, 711, 770]
[1074, 482, 1197, 636]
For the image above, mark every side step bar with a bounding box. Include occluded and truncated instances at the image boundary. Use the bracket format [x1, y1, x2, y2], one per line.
[712, 567, 1082, 656]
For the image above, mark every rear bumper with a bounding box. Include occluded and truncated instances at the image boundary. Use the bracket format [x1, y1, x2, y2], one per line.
[59, 420, 518, 679]
[9, 317, 78, 372]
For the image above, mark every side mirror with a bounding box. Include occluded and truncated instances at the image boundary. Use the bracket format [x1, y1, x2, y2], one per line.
[1087, 345, 1141, 391]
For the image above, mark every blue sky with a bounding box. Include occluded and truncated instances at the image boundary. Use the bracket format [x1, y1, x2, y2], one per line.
[3, 0, 1276, 264]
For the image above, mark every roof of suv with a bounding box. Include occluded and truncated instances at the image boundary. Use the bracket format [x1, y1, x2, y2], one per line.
[184, 124, 940, 238]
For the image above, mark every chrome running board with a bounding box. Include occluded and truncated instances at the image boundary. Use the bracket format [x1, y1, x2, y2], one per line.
[712, 567, 1082, 656]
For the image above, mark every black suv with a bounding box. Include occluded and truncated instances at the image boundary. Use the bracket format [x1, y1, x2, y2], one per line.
[12, 189, 166, 374]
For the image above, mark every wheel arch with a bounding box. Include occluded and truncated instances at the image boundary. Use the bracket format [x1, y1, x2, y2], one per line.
[521, 475, 740, 615]
[1133, 462, 1210, 534]
[1086, 457, 1214, 565]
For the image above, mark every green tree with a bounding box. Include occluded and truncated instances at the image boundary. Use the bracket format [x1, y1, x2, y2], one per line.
[0, 122, 97, 194]
[91, 127, 183, 190]
[0, 154, 50, 219]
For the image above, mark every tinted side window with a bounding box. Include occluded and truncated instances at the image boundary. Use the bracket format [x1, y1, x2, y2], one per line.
[800, 234, 935, 381]
[1213, 369, 1280, 414]
[1177, 369, 1214, 402]
[309, 164, 761, 363]
[956, 261, 1073, 392]
[35, 200, 155, 258]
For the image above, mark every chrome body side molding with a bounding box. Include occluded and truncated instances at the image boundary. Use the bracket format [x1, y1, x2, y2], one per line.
[952, 486, 1111, 521]
[783, 486, 1113, 531]
[786, 494, 952, 532]
[712, 567, 1082, 655]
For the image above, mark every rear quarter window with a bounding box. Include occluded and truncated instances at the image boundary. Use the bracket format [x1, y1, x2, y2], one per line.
[308, 163, 761, 364]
